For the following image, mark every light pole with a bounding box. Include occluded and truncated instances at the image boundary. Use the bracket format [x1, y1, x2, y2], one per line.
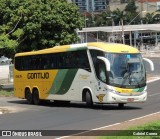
[121, 19, 125, 44]
[106, 16, 115, 43]
[85, 12, 89, 43]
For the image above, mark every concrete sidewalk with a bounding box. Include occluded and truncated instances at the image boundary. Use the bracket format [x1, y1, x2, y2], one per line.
[141, 49, 160, 57]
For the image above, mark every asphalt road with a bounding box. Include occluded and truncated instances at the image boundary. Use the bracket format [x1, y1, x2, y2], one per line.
[144, 57, 160, 77]
[0, 79, 160, 137]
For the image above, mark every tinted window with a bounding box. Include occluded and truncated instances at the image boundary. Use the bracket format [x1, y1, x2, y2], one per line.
[90, 50, 107, 82]
[15, 50, 91, 71]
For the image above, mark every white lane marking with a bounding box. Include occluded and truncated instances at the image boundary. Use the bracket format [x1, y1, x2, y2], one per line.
[128, 111, 160, 121]
[55, 123, 120, 139]
[92, 123, 120, 130]
[148, 93, 160, 97]
[147, 77, 160, 83]
[56, 111, 160, 139]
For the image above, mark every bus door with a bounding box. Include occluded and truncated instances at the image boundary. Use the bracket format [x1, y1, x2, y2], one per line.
[94, 59, 108, 103]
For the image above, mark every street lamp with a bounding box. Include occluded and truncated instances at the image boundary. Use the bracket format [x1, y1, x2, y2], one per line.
[106, 16, 115, 43]
[121, 19, 125, 44]
[84, 12, 89, 43]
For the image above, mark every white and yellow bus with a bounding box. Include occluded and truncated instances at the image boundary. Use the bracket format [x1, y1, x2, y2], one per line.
[14, 42, 154, 108]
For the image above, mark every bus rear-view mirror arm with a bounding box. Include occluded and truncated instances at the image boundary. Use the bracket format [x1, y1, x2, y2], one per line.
[143, 58, 154, 71]
[97, 56, 111, 72]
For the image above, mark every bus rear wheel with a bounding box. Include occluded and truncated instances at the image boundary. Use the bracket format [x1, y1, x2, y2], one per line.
[25, 89, 33, 104]
[33, 89, 40, 105]
[86, 91, 93, 107]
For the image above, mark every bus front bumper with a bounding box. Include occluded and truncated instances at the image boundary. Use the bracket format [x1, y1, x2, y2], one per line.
[106, 91, 147, 103]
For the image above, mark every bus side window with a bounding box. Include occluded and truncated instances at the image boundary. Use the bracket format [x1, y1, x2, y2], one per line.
[96, 60, 107, 83]
[50, 55, 56, 69]
[77, 50, 91, 71]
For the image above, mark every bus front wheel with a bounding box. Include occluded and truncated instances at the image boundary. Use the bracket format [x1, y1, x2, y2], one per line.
[86, 91, 93, 107]
[25, 89, 33, 104]
[118, 103, 124, 109]
[33, 89, 40, 105]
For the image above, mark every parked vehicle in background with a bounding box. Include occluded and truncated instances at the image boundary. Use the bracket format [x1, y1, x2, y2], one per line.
[0, 56, 12, 65]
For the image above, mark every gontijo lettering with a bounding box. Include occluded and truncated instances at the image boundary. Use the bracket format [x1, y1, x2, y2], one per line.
[27, 72, 49, 79]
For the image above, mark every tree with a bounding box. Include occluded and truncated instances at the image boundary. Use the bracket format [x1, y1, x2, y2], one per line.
[0, 0, 83, 57]
[154, 12, 160, 23]
[111, 8, 125, 25]
[95, 11, 112, 26]
[143, 13, 155, 24]
[125, 0, 137, 14]
[124, 0, 140, 25]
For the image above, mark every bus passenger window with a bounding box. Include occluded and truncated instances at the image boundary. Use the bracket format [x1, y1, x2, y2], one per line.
[99, 64, 106, 82]
[96, 61, 106, 83]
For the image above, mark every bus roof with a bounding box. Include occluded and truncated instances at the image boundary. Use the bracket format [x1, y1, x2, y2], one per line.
[87, 42, 139, 53]
[15, 42, 139, 57]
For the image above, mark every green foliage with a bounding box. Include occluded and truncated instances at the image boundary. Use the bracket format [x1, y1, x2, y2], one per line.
[0, 0, 83, 57]
[154, 13, 160, 23]
[142, 12, 160, 24]
[0, 89, 14, 97]
[0, 34, 18, 57]
[99, 120, 160, 139]
[111, 8, 125, 25]
[143, 13, 155, 24]
[125, 0, 137, 14]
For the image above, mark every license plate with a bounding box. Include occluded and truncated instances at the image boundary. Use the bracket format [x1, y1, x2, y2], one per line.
[127, 98, 134, 102]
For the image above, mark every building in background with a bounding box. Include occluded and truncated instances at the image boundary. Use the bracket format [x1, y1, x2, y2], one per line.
[138, 0, 160, 12]
[70, 0, 160, 13]
[109, 0, 160, 13]
[72, 0, 109, 13]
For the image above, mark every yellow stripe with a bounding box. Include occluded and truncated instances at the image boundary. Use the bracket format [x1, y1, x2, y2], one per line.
[114, 87, 133, 93]
[15, 45, 70, 57]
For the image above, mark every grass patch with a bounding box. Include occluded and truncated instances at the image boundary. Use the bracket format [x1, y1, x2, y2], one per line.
[99, 120, 160, 139]
[0, 89, 14, 97]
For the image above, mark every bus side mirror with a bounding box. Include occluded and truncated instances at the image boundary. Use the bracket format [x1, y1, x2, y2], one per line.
[143, 58, 154, 71]
[97, 56, 111, 71]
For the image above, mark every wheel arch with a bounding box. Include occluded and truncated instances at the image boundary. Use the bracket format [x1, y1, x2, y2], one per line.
[82, 87, 93, 102]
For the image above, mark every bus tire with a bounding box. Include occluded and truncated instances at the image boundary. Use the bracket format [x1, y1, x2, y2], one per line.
[86, 91, 93, 107]
[118, 103, 124, 109]
[33, 89, 40, 105]
[25, 89, 33, 104]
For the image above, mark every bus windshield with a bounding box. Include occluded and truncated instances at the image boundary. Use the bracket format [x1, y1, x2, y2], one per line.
[105, 53, 146, 88]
